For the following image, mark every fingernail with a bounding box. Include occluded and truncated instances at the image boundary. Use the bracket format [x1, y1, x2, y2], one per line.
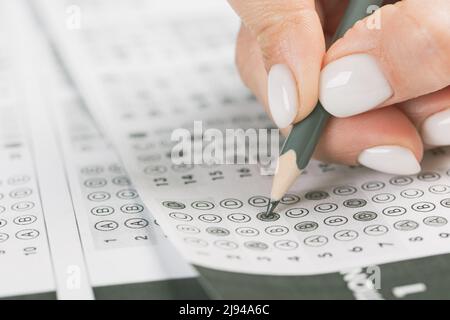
[358, 145, 421, 175]
[320, 54, 393, 118]
[268, 64, 298, 128]
[421, 108, 450, 146]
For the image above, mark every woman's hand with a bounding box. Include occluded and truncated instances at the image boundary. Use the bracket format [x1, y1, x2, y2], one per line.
[229, 0, 450, 175]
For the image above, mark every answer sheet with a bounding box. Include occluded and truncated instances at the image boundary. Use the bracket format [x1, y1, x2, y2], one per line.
[0, 0, 204, 300]
[0, 0, 91, 299]
[35, 0, 450, 289]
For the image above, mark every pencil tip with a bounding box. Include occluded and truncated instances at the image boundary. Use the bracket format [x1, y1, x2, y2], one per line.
[265, 200, 280, 217]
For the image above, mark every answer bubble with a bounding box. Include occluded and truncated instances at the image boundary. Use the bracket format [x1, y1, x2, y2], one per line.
[324, 216, 348, 226]
[244, 241, 269, 251]
[184, 237, 208, 247]
[83, 178, 107, 188]
[80, 166, 103, 175]
[169, 212, 192, 221]
[162, 201, 185, 210]
[304, 235, 328, 247]
[314, 203, 338, 213]
[144, 165, 167, 175]
[333, 185, 357, 196]
[274, 240, 299, 250]
[91, 206, 115, 216]
[87, 192, 110, 202]
[219, 198, 243, 209]
[227, 213, 251, 223]
[94, 220, 119, 231]
[361, 181, 385, 191]
[15, 229, 40, 240]
[117, 189, 138, 199]
[191, 200, 215, 210]
[294, 221, 318, 232]
[7, 174, 31, 185]
[423, 216, 447, 227]
[411, 201, 435, 213]
[400, 188, 424, 199]
[9, 187, 32, 199]
[440, 198, 450, 208]
[206, 227, 230, 236]
[214, 240, 238, 250]
[382, 206, 406, 216]
[112, 176, 131, 186]
[372, 193, 395, 203]
[11, 201, 35, 211]
[108, 164, 124, 174]
[280, 194, 300, 205]
[285, 208, 309, 218]
[389, 176, 413, 186]
[334, 230, 358, 241]
[343, 199, 367, 208]
[417, 171, 440, 181]
[176, 225, 200, 234]
[235, 227, 259, 237]
[265, 225, 289, 236]
[0, 233, 8, 243]
[248, 196, 270, 207]
[13, 215, 37, 225]
[198, 214, 222, 223]
[256, 212, 280, 222]
[124, 218, 149, 229]
[428, 185, 450, 195]
[353, 211, 377, 222]
[305, 191, 329, 200]
[394, 220, 419, 231]
[363, 224, 388, 236]
[120, 203, 144, 214]
[171, 163, 194, 173]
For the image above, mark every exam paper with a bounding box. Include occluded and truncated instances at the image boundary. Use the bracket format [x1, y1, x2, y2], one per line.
[41, 55, 203, 295]
[0, 0, 92, 299]
[0, 0, 204, 299]
[35, 0, 450, 277]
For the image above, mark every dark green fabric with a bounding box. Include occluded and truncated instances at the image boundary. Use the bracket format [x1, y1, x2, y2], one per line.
[195, 267, 352, 300]
[93, 277, 209, 300]
[1, 291, 57, 300]
[195, 253, 450, 300]
[378, 254, 450, 300]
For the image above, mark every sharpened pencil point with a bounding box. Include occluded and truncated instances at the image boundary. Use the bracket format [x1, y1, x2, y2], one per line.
[264, 200, 280, 218]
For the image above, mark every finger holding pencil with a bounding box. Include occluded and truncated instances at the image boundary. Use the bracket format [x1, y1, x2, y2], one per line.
[267, 0, 385, 216]
[229, 0, 450, 216]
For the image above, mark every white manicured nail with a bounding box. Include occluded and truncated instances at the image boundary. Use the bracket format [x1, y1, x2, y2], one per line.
[320, 54, 393, 118]
[422, 108, 450, 146]
[358, 145, 421, 175]
[268, 64, 298, 128]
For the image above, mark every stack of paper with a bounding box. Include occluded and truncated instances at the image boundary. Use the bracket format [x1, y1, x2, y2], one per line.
[0, 0, 449, 299]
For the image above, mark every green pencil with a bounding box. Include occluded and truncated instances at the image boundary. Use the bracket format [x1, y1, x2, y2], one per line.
[266, 0, 384, 216]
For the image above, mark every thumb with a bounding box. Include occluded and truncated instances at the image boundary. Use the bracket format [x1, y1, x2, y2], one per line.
[229, 0, 325, 128]
[320, 0, 450, 118]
